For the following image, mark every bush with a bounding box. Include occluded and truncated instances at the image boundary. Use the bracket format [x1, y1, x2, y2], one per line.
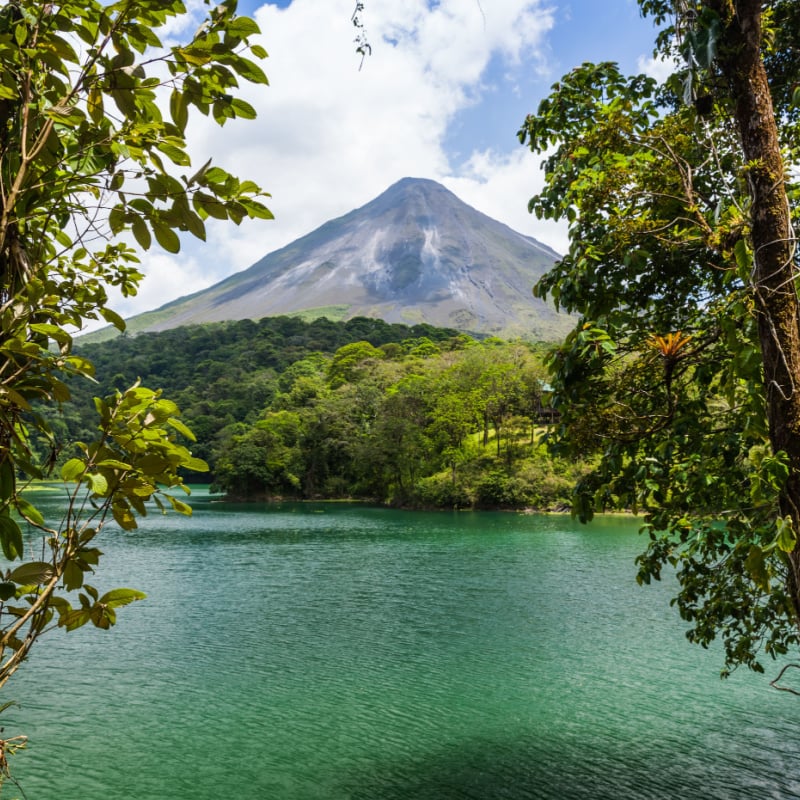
[416, 473, 473, 508]
[474, 470, 535, 508]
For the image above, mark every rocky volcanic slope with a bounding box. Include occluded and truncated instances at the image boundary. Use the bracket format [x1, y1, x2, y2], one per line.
[117, 177, 572, 340]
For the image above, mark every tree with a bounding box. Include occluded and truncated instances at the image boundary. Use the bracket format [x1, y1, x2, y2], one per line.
[214, 414, 304, 498]
[327, 340, 385, 389]
[0, 0, 270, 776]
[519, 1, 800, 677]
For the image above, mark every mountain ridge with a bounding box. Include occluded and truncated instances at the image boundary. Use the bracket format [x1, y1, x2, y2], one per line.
[99, 178, 571, 341]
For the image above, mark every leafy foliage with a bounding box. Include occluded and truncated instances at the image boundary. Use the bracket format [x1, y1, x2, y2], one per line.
[50, 317, 585, 509]
[0, 0, 270, 778]
[208, 332, 582, 508]
[55, 316, 464, 468]
[519, 1, 800, 676]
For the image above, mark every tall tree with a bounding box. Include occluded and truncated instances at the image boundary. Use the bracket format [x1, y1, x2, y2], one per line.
[0, 0, 270, 775]
[519, 1, 800, 677]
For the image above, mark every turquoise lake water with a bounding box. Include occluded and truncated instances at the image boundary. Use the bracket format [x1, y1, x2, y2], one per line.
[3, 488, 799, 799]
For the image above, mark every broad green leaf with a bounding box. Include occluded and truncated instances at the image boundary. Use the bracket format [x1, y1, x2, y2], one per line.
[108, 204, 126, 234]
[65, 355, 96, 377]
[0, 515, 24, 561]
[50, 377, 72, 403]
[87, 473, 109, 496]
[183, 456, 209, 473]
[232, 57, 268, 84]
[91, 606, 114, 628]
[227, 17, 261, 37]
[9, 561, 54, 585]
[0, 460, 14, 501]
[0, 386, 32, 411]
[167, 416, 196, 441]
[112, 503, 137, 530]
[194, 192, 228, 220]
[152, 221, 181, 253]
[231, 98, 257, 119]
[61, 458, 86, 482]
[182, 210, 206, 240]
[99, 307, 126, 331]
[16, 497, 44, 526]
[157, 142, 191, 166]
[63, 559, 85, 592]
[99, 588, 146, 608]
[167, 496, 192, 515]
[97, 459, 132, 470]
[745, 545, 770, 593]
[242, 199, 274, 220]
[775, 517, 796, 554]
[87, 85, 104, 124]
[59, 608, 90, 632]
[77, 548, 102, 566]
[170, 88, 189, 131]
[131, 216, 152, 250]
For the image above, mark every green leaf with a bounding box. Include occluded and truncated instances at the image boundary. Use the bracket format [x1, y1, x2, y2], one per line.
[59, 608, 90, 632]
[170, 89, 189, 131]
[0, 582, 16, 601]
[112, 503, 138, 530]
[182, 210, 206, 240]
[184, 456, 209, 473]
[733, 238, 750, 273]
[230, 98, 257, 120]
[157, 142, 191, 166]
[167, 416, 196, 441]
[228, 17, 261, 37]
[152, 221, 181, 253]
[0, 515, 24, 561]
[0, 386, 32, 411]
[108, 204, 126, 234]
[77, 548, 102, 566]
[61, 458, 87, 482]
[87, 473, 109, 496]
[0, 460, 14, 502]
[99, 587, 146, 608]
[9, 561, 54, 585]
[63, 559, 85, 592]
[97, 459, 132, 470]
[131, 216, 152, 250]
[775, 517, 796, 554]
[99, 307, 127, 331]
[745, 545, 770, 593]
[16, 497, 44, 526]
[65, 355, 96, 377]
[87, 85, 104, 124]
[167, 496, 192, 515]
[232, 57, 268, 84]
[241, 199, 274, 220]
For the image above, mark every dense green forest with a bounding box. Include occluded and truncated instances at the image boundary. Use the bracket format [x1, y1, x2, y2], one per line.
[51, 316, 589, 509]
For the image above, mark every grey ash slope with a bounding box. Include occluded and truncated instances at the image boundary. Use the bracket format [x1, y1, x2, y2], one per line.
[131, 177, 571, 340]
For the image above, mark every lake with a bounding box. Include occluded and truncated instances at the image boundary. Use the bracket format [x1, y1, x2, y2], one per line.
[3, 488, 799, 799]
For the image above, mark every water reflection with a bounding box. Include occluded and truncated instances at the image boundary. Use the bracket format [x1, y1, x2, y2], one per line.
[4, 497, 799, 799]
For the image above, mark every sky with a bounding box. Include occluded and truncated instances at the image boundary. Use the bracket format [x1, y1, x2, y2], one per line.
[108, 0, 668, 322]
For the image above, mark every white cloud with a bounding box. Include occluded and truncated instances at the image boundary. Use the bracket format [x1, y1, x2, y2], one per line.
[445, 148, 568, 255]
[105, 0, 560, 323]
[637, 52, 680, 84]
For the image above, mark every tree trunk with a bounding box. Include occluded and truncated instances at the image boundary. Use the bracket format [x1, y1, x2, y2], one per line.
[711, 0, 800, 616]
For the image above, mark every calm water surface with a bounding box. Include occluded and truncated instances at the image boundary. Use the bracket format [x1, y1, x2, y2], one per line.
[3, 487, 799, 799]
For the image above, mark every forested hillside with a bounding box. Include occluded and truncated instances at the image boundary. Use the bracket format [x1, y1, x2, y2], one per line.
[54, 316, 588, 509]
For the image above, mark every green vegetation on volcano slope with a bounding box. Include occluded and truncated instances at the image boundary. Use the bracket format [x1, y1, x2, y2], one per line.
[55, 316, 589, 509]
